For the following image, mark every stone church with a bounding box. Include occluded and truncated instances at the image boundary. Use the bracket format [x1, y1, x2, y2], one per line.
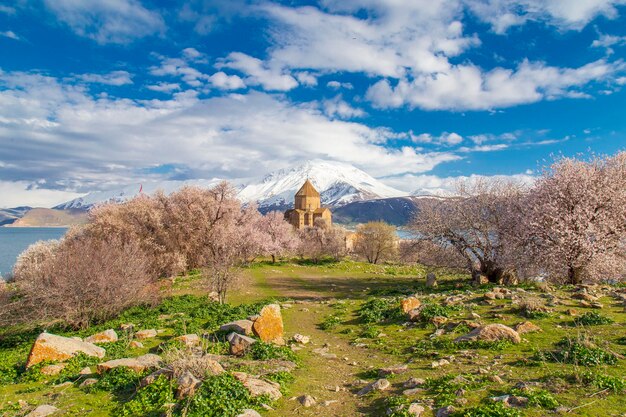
[284, 179, 332, 229]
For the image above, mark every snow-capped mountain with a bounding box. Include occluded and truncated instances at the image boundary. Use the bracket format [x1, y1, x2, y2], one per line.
[55, 160, 407, 211]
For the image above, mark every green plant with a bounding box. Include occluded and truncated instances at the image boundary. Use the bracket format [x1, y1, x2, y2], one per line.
[183, 373, 265, 417]
[246, 341, 298, 362]
[384, 396, 413, 417]
[319, 314, 342, 330]
[453, 401, 522, 417]
[359, 324, 380, 338]
[574, 312, 614, 326]
[581, 371, 626, 393]
[424, 374, 485, 407]
[418, 303, 461, 321]
[537, 338, 618, 366]
[358, 298, 405, 324]
[119, 374, 176, 417]
[511, 388, 558, 409]
[91, 367, 148, 393]
[54, 353, 100, 383]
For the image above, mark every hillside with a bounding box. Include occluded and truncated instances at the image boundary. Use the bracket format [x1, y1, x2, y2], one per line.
[0, 207, 31, 226]
[6, 208, 87, 227]
[333, 196, 429, 226]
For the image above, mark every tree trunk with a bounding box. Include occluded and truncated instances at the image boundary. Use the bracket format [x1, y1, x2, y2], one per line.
[568, 266, 584, 285]
[271, 254, 276, 264]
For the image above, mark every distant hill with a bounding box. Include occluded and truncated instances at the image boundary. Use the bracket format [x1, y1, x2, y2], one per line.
[0, 207, 31, 226]
[6, 208, 87, 228]
[333, 196, 437, 226]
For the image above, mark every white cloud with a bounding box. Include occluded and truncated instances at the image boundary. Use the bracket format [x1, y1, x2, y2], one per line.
[592, 33, 626, 54]
[458, 144, 509, 152]
[219, 52, 298, 91]
[208, 72, 245, 90]
[43, 0, 165, 44]
[322, 95, 365, 119]
[0, 181, 84, 208]
[0, 31, 20, 40]
[381, 172, 535, 194]
[327, 80, 354, 90]
[146, 82, 181, 93]
[411, 131, 463, 146]
[150, 55, 208, 87]
[76, 70, 133, 86]
[295, 72, 318, 87]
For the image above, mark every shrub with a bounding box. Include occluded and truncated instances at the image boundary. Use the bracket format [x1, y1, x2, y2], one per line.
[512, 388, 559, 409]
[517, 297, 550, 319]
[581, 371, 626, 393]
[535, 338, 617, 366]
[246, 341, 298, 362]
[419, 303, 460, 321]
[184, 373, 264, 417]
[574, 312, 614, 326]
[358, 298, 404, 324]
[92, 367, 148, 392]
[359, 325, 380, 339]
[453, 401, 523, 417]
[119, 374, 176, 417]
[424, 374, 485, 407]
[319, 314, 342, 330]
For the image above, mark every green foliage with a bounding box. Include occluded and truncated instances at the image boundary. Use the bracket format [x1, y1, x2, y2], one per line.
[101, 340, 133, 360]
[358, 298, 405, 324]
[54, 353, 99, 383]
[119, 375, 176, 417]
[581, 371, 626, 393]
[574, 312, 614, 326]
[424, 374, 485, 407]
[246, 341, 298, 362]
[183, 373, 264, 417]
[511, 388, 559, 409]
[418, 303, 461, 321]
[265, 371, 295, 394]
[453, 402, 523, 417]
[535, 338, 618, 366]
[412, 338, 511, 357]
[319, 314, 342, 330]
[383, 396, 414, 417]
[359, 324, 380, 339]
[91, 367, 148, 393]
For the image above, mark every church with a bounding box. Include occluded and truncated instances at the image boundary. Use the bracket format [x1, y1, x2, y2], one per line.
[284, 180, 332, 229]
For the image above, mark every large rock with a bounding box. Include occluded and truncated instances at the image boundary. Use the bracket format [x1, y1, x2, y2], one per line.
[455, 324, 521, 344]
[97, 354, 162, 374]
[252, 304, 284, 344]
[85, 329, 118, 344]
[176, 371, 202, 399]
[357, 378, 390, 396]
[175, 334, 201, 347]
[401, 297, 421, 313]
[227, 332, 257, 356]
[513, 321, 541, 334]
[135, 329, 158, 339]
[40, 364, 67, 376]
[232, 372, 282, 400]
[220, 320, 254, 336]
[26, 405, 59, 417]
[26, 333, 106, 368]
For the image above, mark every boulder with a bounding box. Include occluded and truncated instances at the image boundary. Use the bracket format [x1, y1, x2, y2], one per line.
[26, 333, 106, 368]
[454, 324, 521, 344]
[426, 273, 437, 288]
[85, 329, 118, 344]
[357, 378, 390, 396]
[401, 297, 421, 313]
[175, 334, 201, 347]
[431, 316, 448, 327]
[513, 321, 541, 334]
[97, 354, 162, 374]
[220, 320, 254, 336]
[232, 372, 282, 400]
[408, 404, 426, 417]
[26, 405, 59, 417]
[227, 332, 257, 356]
[79, 378, 98, 388]
[379, 364, 408, 376]
[491, 395, 529, 407]
[404, 377, 426, 388]
[435, 406, 455, 417]
[252, 304, 284, 344]
[40, 363, 67, 376]
[292, 334, 310, 344]
[129, 341, 144, 348]
[176, 371, 202, 399]
[298, 394, 316, 407]
[135, 329, 158, 339]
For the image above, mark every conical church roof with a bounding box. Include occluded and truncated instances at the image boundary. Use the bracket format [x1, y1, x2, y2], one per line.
[295, 179, 320, 197]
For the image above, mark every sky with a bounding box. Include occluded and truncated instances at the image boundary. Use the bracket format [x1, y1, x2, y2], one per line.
[0, 0, 625, 208]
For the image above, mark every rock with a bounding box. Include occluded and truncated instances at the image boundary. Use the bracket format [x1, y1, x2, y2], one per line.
[176, 371, 202, 399]
[26, 333, 106, 368]
[252, 304, 284, 345]
[292, 334, 310, 344]
[408, 404, 426, 417]
[220, 320, 255, 336]
[491, 395, 529, 407]
[40, 363, 67, 376]
[401, 297, 422, 313]
[435, 405, 455, 417]
[470, 312, 481, 319]
[208, 291, 220, 302]
[175, 334, 201, 347]
[236, 410, 262, 417]
[403, 388, 425, 395]
[407, 308, 422, 322]
[129, 341, 144, 348]
[298, 394, 316, 407]
[484, 292, 497, 300]
[79, 378, 98, 387]
[454, 324, 521, 344]
[475, 275, 489, 285]
[404, 377, 426, 388]
[97, 354, 162, 374]
[232, 372, 282, 400]
[135, 329, 157, 339]
[379, 364, 408, 376]
[426, 273, 437, 288]
[26, 405, 59, 417]
[513, 321, 541, 334]
[431, 316, 448, 327]
[85, 329, 118, 344]
[431, 359, 450, 368]
[79, 367, 92, 375]
[357, 378, 390, 396]
[227, 332, 257, 356]
[489, 375, 504, 384]
[591, 302, 604, 309]
[120, 323, 134, 331]
[140, 368, 172, 388]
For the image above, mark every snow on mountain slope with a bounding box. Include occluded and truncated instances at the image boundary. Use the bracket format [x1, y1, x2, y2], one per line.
[55, 160, 407, 210]
[238, 160, 406, 209]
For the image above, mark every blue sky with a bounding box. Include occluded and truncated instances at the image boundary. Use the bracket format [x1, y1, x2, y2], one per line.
[0, 0, 625, 207]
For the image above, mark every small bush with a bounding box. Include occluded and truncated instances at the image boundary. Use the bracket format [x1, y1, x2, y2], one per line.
[358, 298, 404, 324]
[517, 297, 550, 319]
[384, 396, 413, 417]
[424, 374, 485, 407]
[453, 401, 522, 417]
[119, 374, 175, 417]
[581, 371, 626, 393]
[183, 373, 264, 417]
[319, 314, 342, 330]
[359, 325, 380, 339]
[419, 303, 461, 321]
[92, 367, 147, 392]
[511, 388, 558, 409]
[246, 341, 298, 362]
[574, 312, 614, 326]
[535, 338, 617, 366]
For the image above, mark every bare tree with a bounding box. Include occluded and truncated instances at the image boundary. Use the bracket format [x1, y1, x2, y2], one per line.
[408, 179, 525, 283]
[523, 152, 626, 284]
[399, 240, 467, 269]
[354, 221, 397, 264]
[259, 211, 299, 263]
[298, 218, 347, 262]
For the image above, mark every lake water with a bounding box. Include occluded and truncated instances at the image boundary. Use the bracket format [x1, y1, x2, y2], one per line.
[0, 228, 68, 278]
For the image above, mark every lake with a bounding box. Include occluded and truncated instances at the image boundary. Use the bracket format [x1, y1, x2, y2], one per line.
[0, 228, 68, 278]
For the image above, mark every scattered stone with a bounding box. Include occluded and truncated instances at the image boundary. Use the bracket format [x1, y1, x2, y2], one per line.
[455, 324, 521, 344]
[232, 372, 282, 400]
[97, 354, 161, 374]
[426, 273, 437, 288]
[227, 332, 257, 356]
[79, 367, 92, 375]
[435, 405, 455, 417]
[135, 329, 158, 340]
[407, 308, 422, 322]
[566, 309, 578, 316]
[40, 363, 67, 376]
[470, 312, 481, 319]
[79, 378, 98, 388]
[491, 395, 529, 407]
[431, 316, 448, 327]
[475, 275, 489, 285]
[591, 302, 604, 309]
[176, 371, 202, 399]
[208, 291, 220, 302]
[484, 292, 497, 300]
[25, 405, 59, 417]
[129, 341, 144, 349]
[401, 297, 422, 313]
[120, 323, 134, 331]
[26, 333, 106, 368]
[220, 320, 255, 336]
[489, 375, 505, 384]
[252, 304, 284, 345]
[431, 359, 450, 368]
[175, 334, 201, 347]
[408, 404, 426, 417]
[404, 377, 426, 388]
[379, 364, 408, 376]
[298, 394, 316, 407]
[236, 410, 262, 417]
[514, 321, 541, 334]
[292, 334, 310, 344]
[85, 329, 118, 344]
[357, 378, 390, 396]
